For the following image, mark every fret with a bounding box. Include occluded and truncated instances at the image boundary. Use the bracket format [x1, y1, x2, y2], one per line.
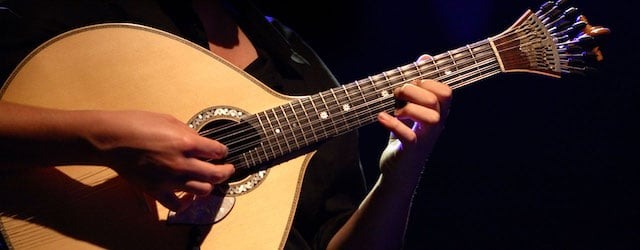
[242, 153, 251, 169]
[413, 61, 425, 78]
[354, 81, 370, 122]
[430, 57, 441, 77]
[397, 66, 407, 81]
[308, 95, 329, 140]
[466, 44, 482, 77]
[447, 50, 459, 74]
[341, 84, 362, 127]
[382, 69, 399, 93]
[436, 53, 454, 77]
[250, 149, 260, 168]
[452, 48, 476, 81]
[353, 80, 367, 104]
[473, 41, 494, 61]
[279, 105, 300, 150]
[444, 45, 501, 88]
[458, 47, 477, 71]
[446, 58, 494, 86]
[289, 101, 309, 146]
[368, 76, 378, 92]
[298, 98, 319, 142]
[318, 91, 339, 135]
[380, 72, 396, 96]
[329, 88, 350, 131]
[245, 147, 258, 168]
[270, 108, 290, 153]
[381, 70, 393, 87]
[255, 113, 275, 160]
[263, 111, 284, 157]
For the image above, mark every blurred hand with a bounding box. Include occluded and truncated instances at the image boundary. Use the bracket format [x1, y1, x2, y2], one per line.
[87, 110, 235, 211]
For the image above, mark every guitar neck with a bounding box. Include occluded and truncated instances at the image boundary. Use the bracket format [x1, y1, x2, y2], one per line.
[225, 38, 501, 170]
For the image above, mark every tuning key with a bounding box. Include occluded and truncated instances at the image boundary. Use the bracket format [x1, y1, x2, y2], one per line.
[563, 7, 580, 21]
[538, 1, 556, 14]
[555, 0, 571, 7]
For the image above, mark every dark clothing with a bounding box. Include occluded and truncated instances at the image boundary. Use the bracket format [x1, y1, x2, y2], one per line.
[0, 0, 368, 249]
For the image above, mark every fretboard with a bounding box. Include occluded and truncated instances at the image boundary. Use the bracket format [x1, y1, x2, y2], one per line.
[228, 39, 502, 170]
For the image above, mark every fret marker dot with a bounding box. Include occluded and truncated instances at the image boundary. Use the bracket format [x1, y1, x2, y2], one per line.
[320, 111, 328, 119]
[275, 128, 281, 134]
[381, 90, 390, 97]
[342, 104, 351, 111]
[445, 70, 452, 75]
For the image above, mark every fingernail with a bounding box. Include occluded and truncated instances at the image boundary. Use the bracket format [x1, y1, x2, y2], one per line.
[378, 112, 393, 122]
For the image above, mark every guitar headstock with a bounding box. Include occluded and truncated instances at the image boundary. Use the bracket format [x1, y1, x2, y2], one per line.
[490, 0, 610, 78]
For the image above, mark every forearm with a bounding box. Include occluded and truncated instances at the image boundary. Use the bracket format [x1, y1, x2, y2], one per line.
[0, 101, 104, 170]
[328, 172, 421, 250]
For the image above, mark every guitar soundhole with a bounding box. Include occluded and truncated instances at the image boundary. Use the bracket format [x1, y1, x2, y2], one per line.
[189, 106, 268, 196]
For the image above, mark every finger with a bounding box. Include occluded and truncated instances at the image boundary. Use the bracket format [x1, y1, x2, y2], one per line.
[395, 103, 441, 125]
[183, 159, 235, 184]
[183, 180, 214, 196]
[413, 79, 452, 120]
[415, 80, 452, 105]
[187, 136, 229, 160]
[417, 54, 433, 62]
[394, 83, 439, 110]
[378, 112, 417, 145]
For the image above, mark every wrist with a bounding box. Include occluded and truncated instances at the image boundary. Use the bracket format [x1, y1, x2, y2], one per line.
[377, 168, 424, 195]
[68, 110, 121, 166]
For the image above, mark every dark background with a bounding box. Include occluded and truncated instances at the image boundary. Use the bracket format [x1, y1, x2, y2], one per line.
[256, 0, 638, 249]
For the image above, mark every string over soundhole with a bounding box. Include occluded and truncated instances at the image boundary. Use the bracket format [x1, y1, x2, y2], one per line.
[167, 106, 269, 225]
[188, 106, 269, 196]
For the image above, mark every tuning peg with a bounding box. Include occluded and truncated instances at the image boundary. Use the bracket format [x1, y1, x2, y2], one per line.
[545, 7, 563, 22]
[576, 34, 596, 48]
[568, 58, 585, 67]
[555, 0, 570, 7]
[554, 20, 572, 33]
[564, 21, 587, 38]
[538, 1, 555, 13]
[563, 7, 580, 21]
[566, 66, 597, 76]
[565, 43, 584, 53]
[546, 7, 581, 29]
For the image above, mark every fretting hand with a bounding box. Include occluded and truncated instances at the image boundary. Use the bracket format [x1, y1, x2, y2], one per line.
[377, 55, 452, 188]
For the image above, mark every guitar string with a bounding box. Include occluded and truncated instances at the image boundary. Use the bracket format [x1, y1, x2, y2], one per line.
[213, 23, 572, 167]
[0, 39, 524, 250]
[3, 20, 576, 250]
[195, 16, 560, 147]
[208, 48, 497, 161]
[2, 9, 579, 246]
[195, 20, 560, 148]
[197, 41, 497, 145]
[201, 42, 504, 152]
[220, 55, 502, 167]
[208, 53, 501, 166]
[1, 46, 496, 234]
[3, 6, 560, 232]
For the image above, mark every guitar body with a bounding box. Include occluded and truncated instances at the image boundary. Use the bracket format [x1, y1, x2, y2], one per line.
[0, 2, 610, 248]
[0, 24, 311, 249]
